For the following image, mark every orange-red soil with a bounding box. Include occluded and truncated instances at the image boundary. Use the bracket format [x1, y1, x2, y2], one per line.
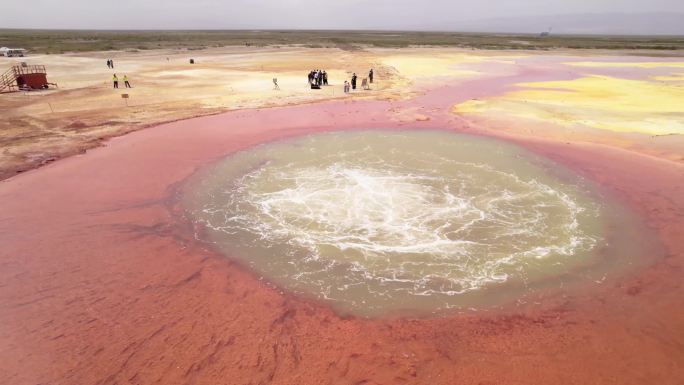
[1, 74, 683, 385]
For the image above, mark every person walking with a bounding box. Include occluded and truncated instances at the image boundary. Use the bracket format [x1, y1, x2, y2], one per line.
[369, 69, 374, 83]
[123, 74, 132, 88]
[273, 77, 280, 90]
[106, 59, 111, 69]
[110, 59, 114, 69]
[351, 73, 357, 90]
[344, 81, 350, 93]
[112, 74, 119, 89]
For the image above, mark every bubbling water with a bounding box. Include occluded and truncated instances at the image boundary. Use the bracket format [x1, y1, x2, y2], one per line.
[183, 131, 633, 317]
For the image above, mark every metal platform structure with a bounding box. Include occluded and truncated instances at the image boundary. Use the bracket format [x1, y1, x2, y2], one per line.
[0, 65, 57, 93]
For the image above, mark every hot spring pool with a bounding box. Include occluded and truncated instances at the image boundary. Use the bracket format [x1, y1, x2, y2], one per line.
[182, 130, 652, 317]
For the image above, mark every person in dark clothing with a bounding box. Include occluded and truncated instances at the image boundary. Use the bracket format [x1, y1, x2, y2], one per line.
[351, 73, 357, 90]
[106, 59, 111, 69]
[369, 69, 374, 83]
[110, 59, 114, 69]
[308, 71, 314, 84]
[322, 71, 328, 85]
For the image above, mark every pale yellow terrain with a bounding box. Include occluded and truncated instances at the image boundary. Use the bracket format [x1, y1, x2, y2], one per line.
[0, 47, 527, 179]
[455, 75, 684, 135]
[2, 49, 370, 178]
[2, 48, 684, 178]
[567, 61, 684, 69]
[652, 73, 684, 82]
[381, 52, 482, 80]
[379, 49, 521, 80]
[453, 57, 684, 162]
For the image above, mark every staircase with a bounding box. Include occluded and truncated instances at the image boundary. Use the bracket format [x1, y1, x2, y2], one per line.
[0, 66, 18, 93]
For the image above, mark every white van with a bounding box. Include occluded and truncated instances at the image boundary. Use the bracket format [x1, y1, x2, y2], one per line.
[0, 48, 27, 57]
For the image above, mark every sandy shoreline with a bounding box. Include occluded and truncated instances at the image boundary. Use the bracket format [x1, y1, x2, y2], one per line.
[1, 55, 683, 384]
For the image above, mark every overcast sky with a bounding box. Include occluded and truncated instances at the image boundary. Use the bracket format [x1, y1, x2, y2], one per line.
[2, 0, 684, 34]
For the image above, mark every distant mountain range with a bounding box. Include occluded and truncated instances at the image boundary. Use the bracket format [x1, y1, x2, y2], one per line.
[431, 13, 684, 36]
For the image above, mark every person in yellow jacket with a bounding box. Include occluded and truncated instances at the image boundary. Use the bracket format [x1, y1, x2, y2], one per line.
[112, 74, 119, 89]
[123, 75, 132, 88]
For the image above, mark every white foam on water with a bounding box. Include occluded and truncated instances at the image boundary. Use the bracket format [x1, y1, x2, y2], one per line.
[202, 163, 595, 293]
[188, 131, 604, 315]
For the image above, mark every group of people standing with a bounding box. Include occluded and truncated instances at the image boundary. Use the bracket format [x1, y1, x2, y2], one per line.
[112, 74, 132, 89]
[304, 68, 376, 93]
[107, 59, 132, 89]
[343, 69, 374, 93]
[308, 69, 328, 87]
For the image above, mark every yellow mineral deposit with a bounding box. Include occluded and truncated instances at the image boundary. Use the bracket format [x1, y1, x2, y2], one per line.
[454, 75, 684, 135]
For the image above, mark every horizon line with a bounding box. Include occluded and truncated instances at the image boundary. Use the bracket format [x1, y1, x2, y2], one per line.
[1, 28, 684, 39]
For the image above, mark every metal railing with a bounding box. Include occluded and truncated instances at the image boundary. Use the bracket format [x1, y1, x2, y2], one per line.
[0, 65, 48, 92]
[12, 65, 46, 76]
[0, 67, 17, 92]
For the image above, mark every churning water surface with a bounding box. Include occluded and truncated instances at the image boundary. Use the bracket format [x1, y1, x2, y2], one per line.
[182, 131, 652, 317]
